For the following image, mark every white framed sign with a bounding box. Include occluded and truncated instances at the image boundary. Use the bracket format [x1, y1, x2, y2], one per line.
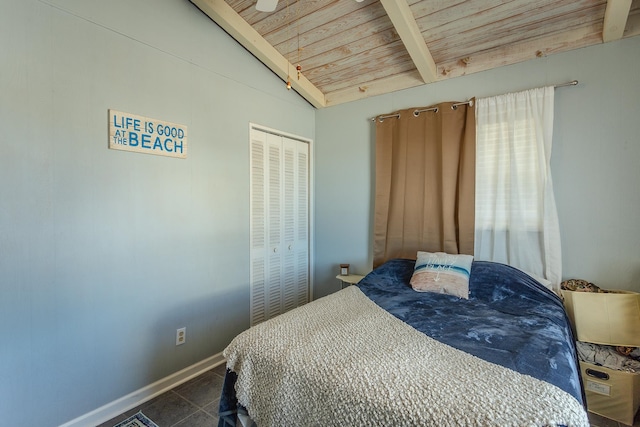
[108, 109, 187, 159]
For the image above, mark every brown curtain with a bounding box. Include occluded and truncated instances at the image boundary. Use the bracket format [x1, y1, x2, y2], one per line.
[373, 101, 476, 268]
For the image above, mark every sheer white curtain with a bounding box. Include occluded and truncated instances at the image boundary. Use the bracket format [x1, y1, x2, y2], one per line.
[474, 87, 562, 291]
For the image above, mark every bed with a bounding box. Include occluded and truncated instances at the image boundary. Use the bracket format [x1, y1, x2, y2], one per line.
[218, 258, 589, 426]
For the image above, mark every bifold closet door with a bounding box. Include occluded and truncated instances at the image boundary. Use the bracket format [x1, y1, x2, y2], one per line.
[250, 128, 309, 326]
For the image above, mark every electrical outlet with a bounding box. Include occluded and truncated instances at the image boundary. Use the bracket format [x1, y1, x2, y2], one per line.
[176, 327, 186, 346]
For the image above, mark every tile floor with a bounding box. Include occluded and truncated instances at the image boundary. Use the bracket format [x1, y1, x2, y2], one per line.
[97, 364, 638, 427]
[98, 363, 227, 427]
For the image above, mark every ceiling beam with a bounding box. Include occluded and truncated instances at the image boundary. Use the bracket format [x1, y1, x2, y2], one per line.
[325, 71, 425, 107]
[379, 0, 437, 84]
[603, 0, 632, 42]
[189, 0, 326, 108]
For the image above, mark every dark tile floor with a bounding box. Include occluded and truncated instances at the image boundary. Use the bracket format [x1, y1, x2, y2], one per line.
[98, 363, 226, 427]
[97, 362, 639, 427]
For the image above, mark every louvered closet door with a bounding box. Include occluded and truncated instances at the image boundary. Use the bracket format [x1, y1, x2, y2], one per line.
[294, 139, 309, 307]
[250, 128, 309, 326]
[250, 130, 267, 325]
[282, 137, 309, 312]
[265, 132, 283, 320]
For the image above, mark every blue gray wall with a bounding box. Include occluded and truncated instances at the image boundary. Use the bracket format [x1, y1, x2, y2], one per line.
[0, 0, 314, 426]
[314, 36, 640, 298]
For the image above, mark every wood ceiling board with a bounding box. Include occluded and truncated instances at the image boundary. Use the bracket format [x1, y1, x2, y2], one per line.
[253, 0, 368, 46]
[314, 55, 417, 95]
[408, 0, 470, 23]
[274, 7, 394, 61]
[413, 0, 531, 31]
[418, 0, 604, 48]
[293, 26, 400, 76]
[427, 2, 607, 63]
[278, 25, 399, 69]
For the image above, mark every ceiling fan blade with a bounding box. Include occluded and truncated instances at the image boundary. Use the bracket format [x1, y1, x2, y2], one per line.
[256, 0, 278, 12]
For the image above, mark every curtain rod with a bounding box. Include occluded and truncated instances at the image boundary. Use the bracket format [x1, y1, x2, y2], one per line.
[555, 80, 579, 88]
[371, 80, 578, 122]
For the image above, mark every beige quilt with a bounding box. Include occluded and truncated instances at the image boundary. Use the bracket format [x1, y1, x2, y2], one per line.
[225, 286, 589, 427]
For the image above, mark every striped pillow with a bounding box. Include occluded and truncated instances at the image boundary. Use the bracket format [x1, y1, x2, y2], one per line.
[410, 251, 474, 299]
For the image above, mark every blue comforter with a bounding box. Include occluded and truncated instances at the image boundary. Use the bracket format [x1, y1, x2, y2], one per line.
[359, 259, 584, 404]
[218, 259, 585, 426]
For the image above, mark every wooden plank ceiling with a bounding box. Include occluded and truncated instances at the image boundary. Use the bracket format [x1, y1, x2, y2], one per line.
[190, 0, 640, 108]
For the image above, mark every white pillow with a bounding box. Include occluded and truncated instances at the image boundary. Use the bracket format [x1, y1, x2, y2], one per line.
[410, 251, 474, 299]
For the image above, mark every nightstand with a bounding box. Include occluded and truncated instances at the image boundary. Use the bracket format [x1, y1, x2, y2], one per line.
[336, 274, 365, 288]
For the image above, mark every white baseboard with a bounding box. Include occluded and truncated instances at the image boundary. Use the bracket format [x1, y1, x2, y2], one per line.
[59, 352, 226, 427]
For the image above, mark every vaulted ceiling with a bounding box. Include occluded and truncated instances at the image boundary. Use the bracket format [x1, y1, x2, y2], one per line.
[190, 0, 640, 108]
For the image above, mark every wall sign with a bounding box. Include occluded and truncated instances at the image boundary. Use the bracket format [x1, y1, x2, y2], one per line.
[108, 109, 187, 159]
